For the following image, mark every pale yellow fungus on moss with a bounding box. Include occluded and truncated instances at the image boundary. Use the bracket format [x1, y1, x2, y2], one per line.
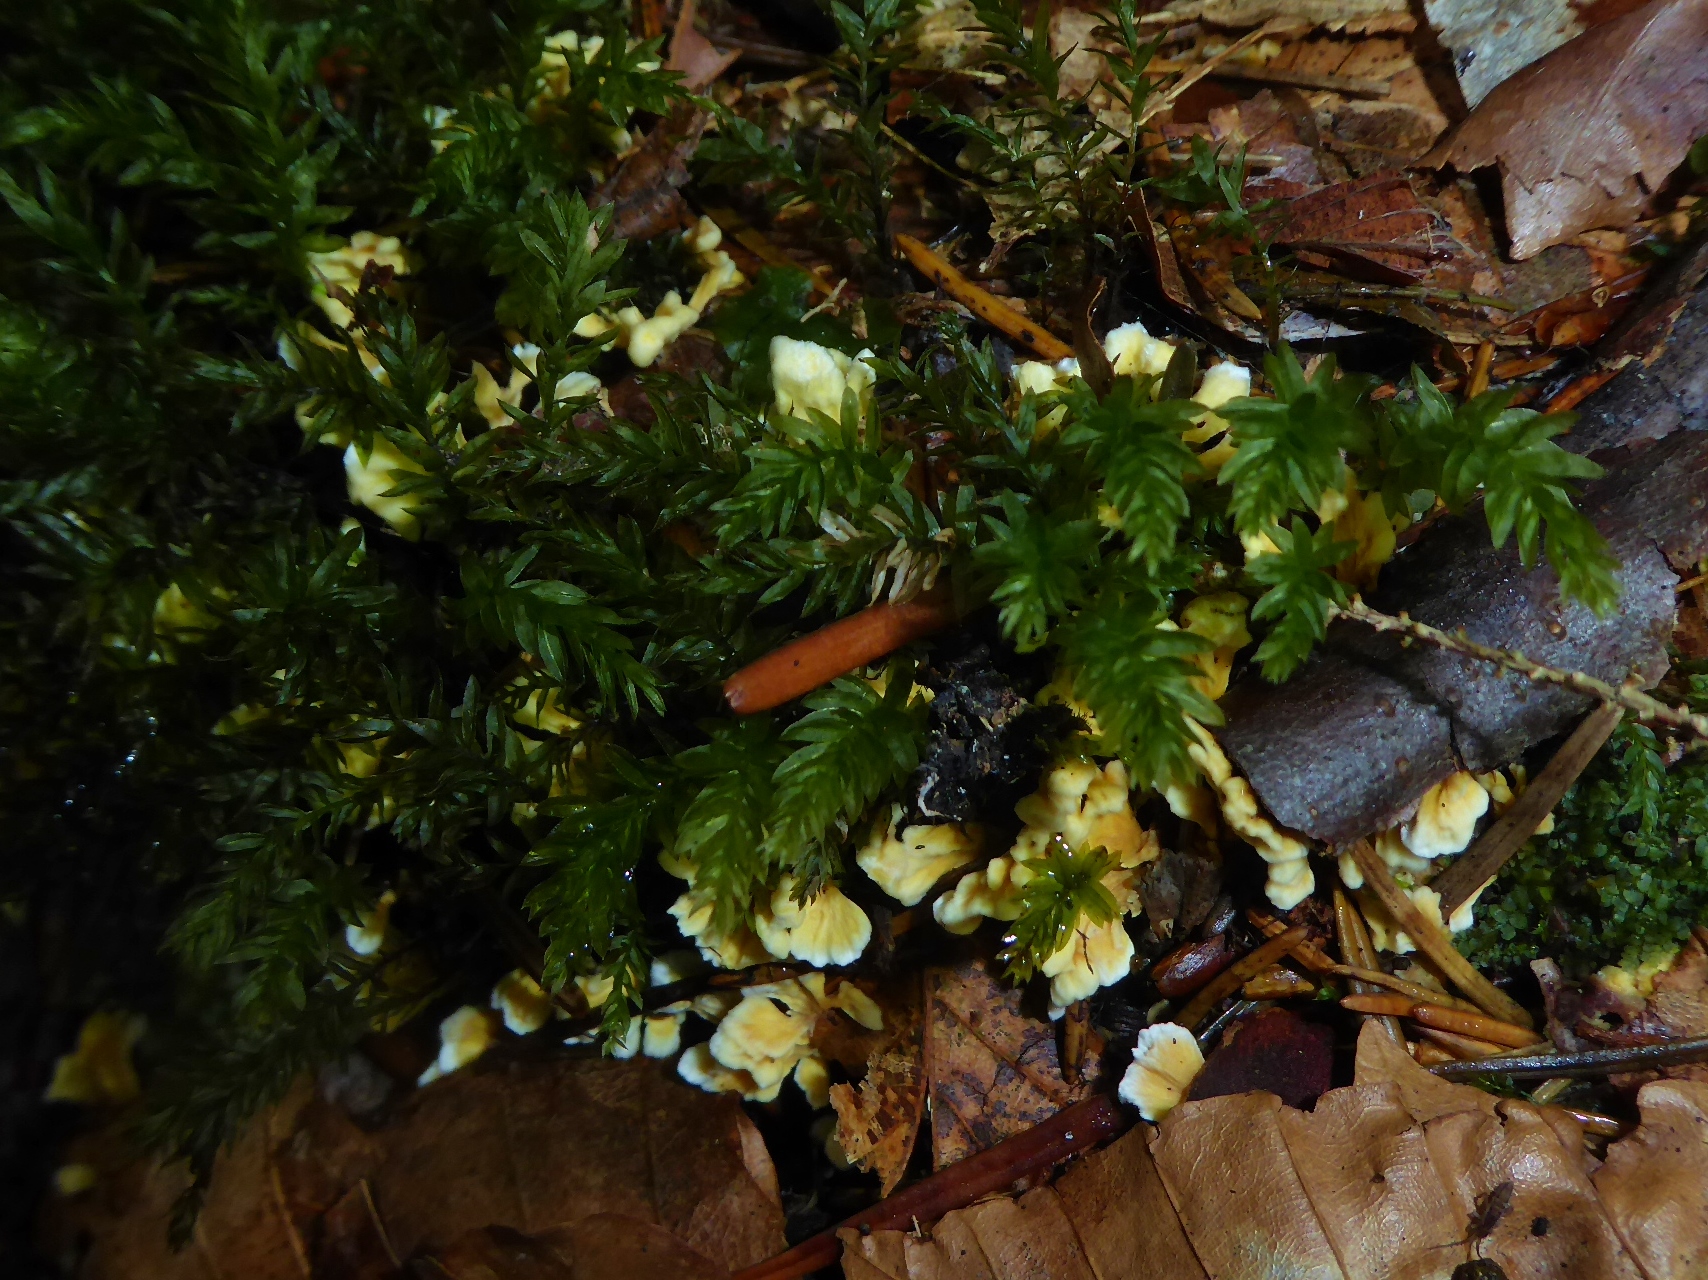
[345, 889, 396, 957]
[44, 1012, 144, 1106]
[343, 438, 429, 538]
[418, 1006, 498, 1085]
[857, 806, 984, 906]
[1186, 720, 1313, 909]
[491, 969, 554, 1035]
[770, 336, 877, 424]
[306, 231, 410, 330]
[1403, 771, 1491, 859]
[1102, 319, 1177, 378]
[755, 878, 872, 968]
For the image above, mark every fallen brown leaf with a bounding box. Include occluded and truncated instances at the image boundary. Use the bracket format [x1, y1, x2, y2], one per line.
[842, 1022, 1708, 1279]
[591, 103, 708, 243]
[46, 1056, 786, 1279]
[666, 0, 739, 93]
[1424, 0, 1708, 259]
[923, 958, 1092, 1170]
[421, 1217, 728, 1280]
[830, 976, 928, 1195]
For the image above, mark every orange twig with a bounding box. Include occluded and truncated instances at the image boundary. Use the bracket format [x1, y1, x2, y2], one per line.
[723, 591, 956, 714]
[1341, 992, 1416, 1017]
[1410, 1003, 1543, 1048]
[894, 233, 1074, 361]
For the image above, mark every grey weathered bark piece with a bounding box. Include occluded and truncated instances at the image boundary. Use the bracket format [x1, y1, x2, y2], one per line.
[1215, 309, 1708, 844]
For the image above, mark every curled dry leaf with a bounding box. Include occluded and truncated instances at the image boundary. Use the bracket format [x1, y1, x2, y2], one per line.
[829, 976, 928, 1195]
[45, 1057, 786, 1279]
[924, 958, 1095, 1170]
[843, 1023, 1708, 1279]
[1424, 0, 1708, 260]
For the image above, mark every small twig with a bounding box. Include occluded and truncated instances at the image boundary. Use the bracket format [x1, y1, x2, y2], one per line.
[1330, 963, 1480, 1014]
[1676, 571, 1708, 594]
[1331, 890, 1406, 1045]
[1138, 19, 1296, 126]
[1209, 64, 1391, 97]
[1433, 702, 1624, 915]
[1344, 839, 1533, 1029]
[1248, 907, 1337, 974]
[723, 587, 956, 713]
[881, 123, 983, 190]
[1466, 341, 1495, 398]
[894, 233, 1074, 361]
[730, 1094, 1126, 1280]
[1428, 1035, 1708, 1079]
[1332, 598, 1708, 741]
[1177, 925, 1308, 1031]
[1062, 1001, 1090, 1084]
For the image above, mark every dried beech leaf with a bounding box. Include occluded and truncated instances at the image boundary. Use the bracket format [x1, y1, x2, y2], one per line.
[590, 104, 708, 242]
[1424, 0, 1708, 259]
[1274, 1081, 1469, 1276]
[830, 977, 928, 1195]
[370, 1057, 784, 1271]
[924, 959, 1089, 1169]
[47, 1058, 783, 1280]
[838, 1021, 1708, 1280]
[1425, 1102, 1647, 1277]
[1149, 1091, 1346, 1280]
[1593, 1080, 1708, 1277]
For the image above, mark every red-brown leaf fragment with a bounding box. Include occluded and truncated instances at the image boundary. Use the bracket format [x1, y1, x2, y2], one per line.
[1424, 0, 1708, 259]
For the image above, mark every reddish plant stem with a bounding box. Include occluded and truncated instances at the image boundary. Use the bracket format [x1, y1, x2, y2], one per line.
[730, 1094, 1128, 1280]
[723, 590, 956, 713]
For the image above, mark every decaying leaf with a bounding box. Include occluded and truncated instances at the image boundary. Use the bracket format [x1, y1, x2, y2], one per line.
[846, 1023, 1708, 1279]
[830, 976, 929, 1195]
[1185, 1006, 1334, 1108]
[924, 959, 1093, 1170]
[1425, 0, 1708, 259]
[666, 0, 739, 93]
[419, 1218, 727, 1280]
[590, 103, 709, 242]
[45, 1057, 786, 1279]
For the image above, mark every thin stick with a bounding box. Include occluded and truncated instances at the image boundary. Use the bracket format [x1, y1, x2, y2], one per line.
[1248, 907, 1337, 973]
[1211, 64, 1391, 97]
[723, 589, 955, 713]
[1329, 964, 1481, 1013]
[1428, 1035, 1708, 1079]
[1177, 926, 1309, 1031]
[1415, 1025, 1511, 1059]
[894, 234, 1074, 361]
[731, 1094, 1126, 1280]
[1466, 341, 1495, 398]
[1332, 598, 1708, 741]
[1138, 19, 1296, 125]
[1410, 1003, 1543, 1048]
[1345, 839, 1533, 1028]
[1332, 890, 1405, 1044]
[1433, 702, 1624, 915]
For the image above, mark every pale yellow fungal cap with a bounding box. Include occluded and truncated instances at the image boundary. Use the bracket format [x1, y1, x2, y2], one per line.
[491, 969, 554, 1036]
[418, 1005, 498, 1085]
[770, 336, 876, 424]
[44, 1012, 144, 1106]
[344, 438, 429, 538]
[856, 806, 984, 906]
[1118, 1022, 1204, 1121]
